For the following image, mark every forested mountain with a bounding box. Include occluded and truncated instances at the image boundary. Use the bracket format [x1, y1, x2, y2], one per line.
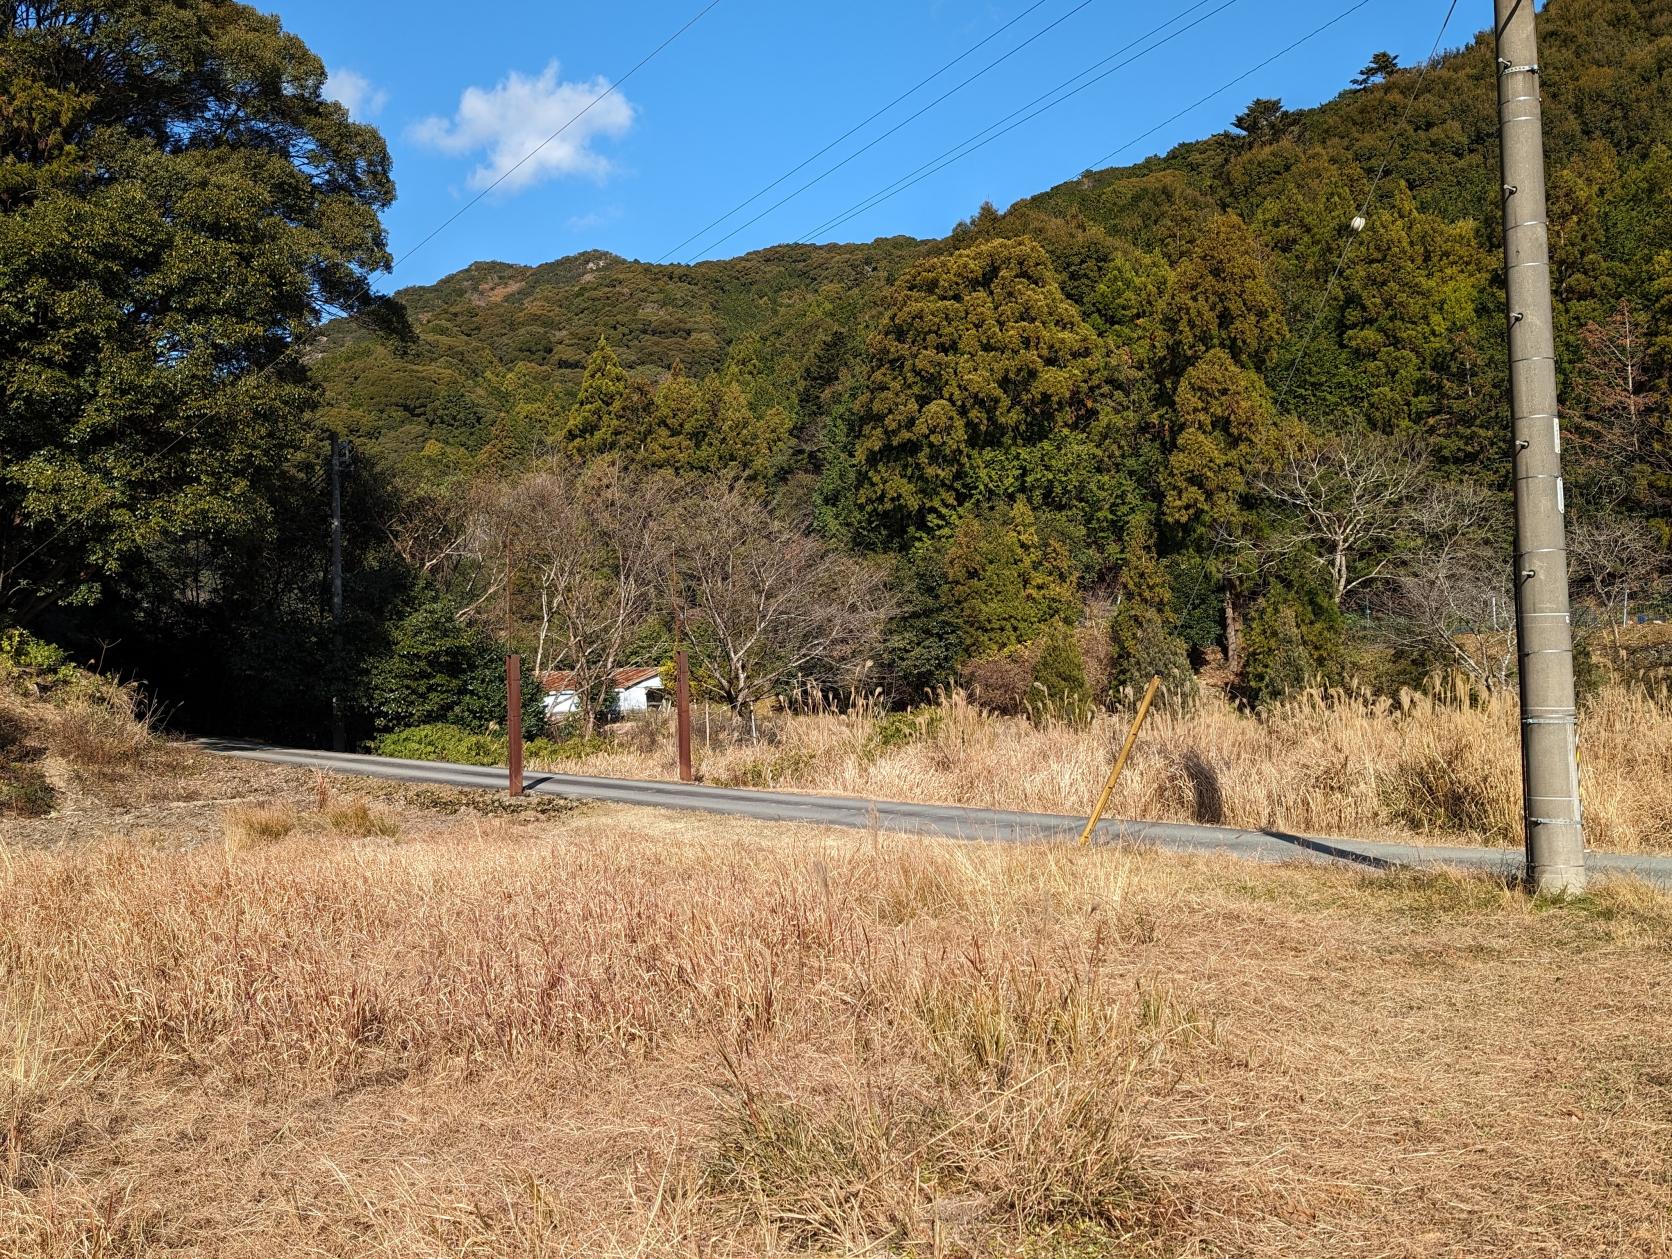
[304, 0, 1670, 716]
[319, 0, 1672, 492]
[7, 0, 1670, 745]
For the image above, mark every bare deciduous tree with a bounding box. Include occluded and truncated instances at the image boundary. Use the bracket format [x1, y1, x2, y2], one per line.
[1568, 300, 1667, 506]
[1568, 511, 1669, 662]
[473, 458, 669, 736]
[1252, 430, 1428, 604]
[673, 485, 893, 716]
[1372, 483, 1518, 691]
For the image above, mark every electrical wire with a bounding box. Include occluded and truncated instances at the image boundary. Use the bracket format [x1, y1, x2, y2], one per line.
[1272, 0, 1462, 409]
[684, 0, 1099, 263]
[797, 0, 1245, 244]
[805, 0, 1377, 245]
[5, 0, 725, 582]
[657, 0, 1059, 264]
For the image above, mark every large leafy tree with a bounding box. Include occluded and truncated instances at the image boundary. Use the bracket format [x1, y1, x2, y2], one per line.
[1336, 186, 1491, 434]
[851, 236, 1107, 542]
[0, 1, 394, 626]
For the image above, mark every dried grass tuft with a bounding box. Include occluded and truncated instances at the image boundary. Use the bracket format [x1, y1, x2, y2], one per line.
[222, 802, 298, 848]
[322, 799, 401, 838]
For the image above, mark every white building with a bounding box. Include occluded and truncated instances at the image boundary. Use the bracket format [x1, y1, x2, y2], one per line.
[541, 666, 663, 717]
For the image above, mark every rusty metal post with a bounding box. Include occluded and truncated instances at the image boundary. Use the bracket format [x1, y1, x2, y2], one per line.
[676, 648, 694, 782]
[507, 654, 524, 797]
[504, 536, 523, 797]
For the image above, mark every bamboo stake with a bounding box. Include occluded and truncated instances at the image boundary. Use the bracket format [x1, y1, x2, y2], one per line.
[1077, 674, 1162, 847]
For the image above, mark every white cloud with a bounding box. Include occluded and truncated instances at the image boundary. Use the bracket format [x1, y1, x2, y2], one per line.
[410, 62, 634, 194]
[324, 67, 388, 119]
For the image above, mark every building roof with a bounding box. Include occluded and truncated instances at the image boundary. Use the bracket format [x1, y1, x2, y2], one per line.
[539, 666, 662, 694]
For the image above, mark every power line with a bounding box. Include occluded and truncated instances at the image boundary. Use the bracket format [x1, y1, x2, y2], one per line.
[798, 0, 1242, 244]
[683, 0, 1099, 263]
[803, 0, 1374, 245]
[1273, 0, 1461, 410]
[657, 0, 1058, 264]
[6, 0, 725, 582]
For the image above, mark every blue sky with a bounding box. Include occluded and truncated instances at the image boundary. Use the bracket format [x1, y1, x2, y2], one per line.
[270, 0, 1476, 293]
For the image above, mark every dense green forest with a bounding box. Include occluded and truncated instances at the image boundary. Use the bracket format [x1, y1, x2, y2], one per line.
[5, 0, 1670, 745]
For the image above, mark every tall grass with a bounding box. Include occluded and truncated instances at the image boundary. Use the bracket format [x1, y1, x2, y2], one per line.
[0, 826, 1174, 1252]
[4, 810, 1670, 1254]
[539, 682, 1672, 852]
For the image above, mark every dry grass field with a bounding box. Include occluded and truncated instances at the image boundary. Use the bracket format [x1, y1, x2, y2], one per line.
[4, 665, 1671, 1254]
[545, 682, 1672, 854]
[5, 771, 1672, 1257]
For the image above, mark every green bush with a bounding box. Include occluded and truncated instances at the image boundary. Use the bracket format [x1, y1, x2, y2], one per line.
[1240, 566, 1346, 707]
[861, 707, 945, 761]
[372, 723, 612, 767]
[1029, 622, 1093, 723]
[526, 734, 613, 763]
[364, 587, 545, 739]
[372, 723, 505, 766]
[0, 628, 78, 693]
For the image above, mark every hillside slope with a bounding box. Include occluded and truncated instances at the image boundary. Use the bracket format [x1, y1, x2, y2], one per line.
[316, 0, 1672, 482]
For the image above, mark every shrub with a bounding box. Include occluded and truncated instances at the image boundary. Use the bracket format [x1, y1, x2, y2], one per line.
[959, 642, 1039, 715]
[1240, 569, 1345, 707]
[372, 723, 505, 766]
[0, 627, 78, 694]
[525, 734, 613, 763]
[364, 587, 545, 739]
[371, 723, 611, 767]
[1109, 516, 1192, 701]
[1029, 622, 1093, 722]
[861, 707, 945, 761]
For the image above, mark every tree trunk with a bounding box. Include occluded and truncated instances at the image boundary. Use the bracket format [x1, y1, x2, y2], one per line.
[1223, 592, 1244, 676]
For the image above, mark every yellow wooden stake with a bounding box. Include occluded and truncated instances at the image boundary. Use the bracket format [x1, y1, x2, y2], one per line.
[1077, 674, 1162, 847]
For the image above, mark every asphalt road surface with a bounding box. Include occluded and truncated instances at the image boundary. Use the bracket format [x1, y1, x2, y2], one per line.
[201, 740, 1672, 888]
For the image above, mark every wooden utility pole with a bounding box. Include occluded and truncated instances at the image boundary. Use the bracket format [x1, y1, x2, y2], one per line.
[328, 435, 346, 753]
[1496, 0, 1584, 892]
[505, 538, 523, 797]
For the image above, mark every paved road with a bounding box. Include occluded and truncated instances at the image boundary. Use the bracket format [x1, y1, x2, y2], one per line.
[201, 740, 1672, 887]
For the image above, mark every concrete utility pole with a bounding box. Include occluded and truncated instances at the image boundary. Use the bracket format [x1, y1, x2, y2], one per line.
[1496, 0, 1585, 893]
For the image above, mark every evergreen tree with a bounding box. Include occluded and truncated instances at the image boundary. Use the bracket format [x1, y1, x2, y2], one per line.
[852, 236, 1106, 541]
[1108, 515, 1191, 699]
[942, 502, 1078, 662]
[1240, 565, 1346, 706]
[1029, 621, 1091, 721]
[1233, 98, 1290, 147]
[564, 338, 630, 457]
[1, 0, 394, 626]
[1159, 214, 1287, 372]
[1337, 185, 1492, 434]
[1162, 350, 1283, 532]
[1351, 52, 1400, 89]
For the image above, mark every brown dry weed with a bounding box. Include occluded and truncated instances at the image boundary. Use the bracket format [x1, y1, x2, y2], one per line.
[545, 682, 1672, 853]
[3, 800, 1669, 1256]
